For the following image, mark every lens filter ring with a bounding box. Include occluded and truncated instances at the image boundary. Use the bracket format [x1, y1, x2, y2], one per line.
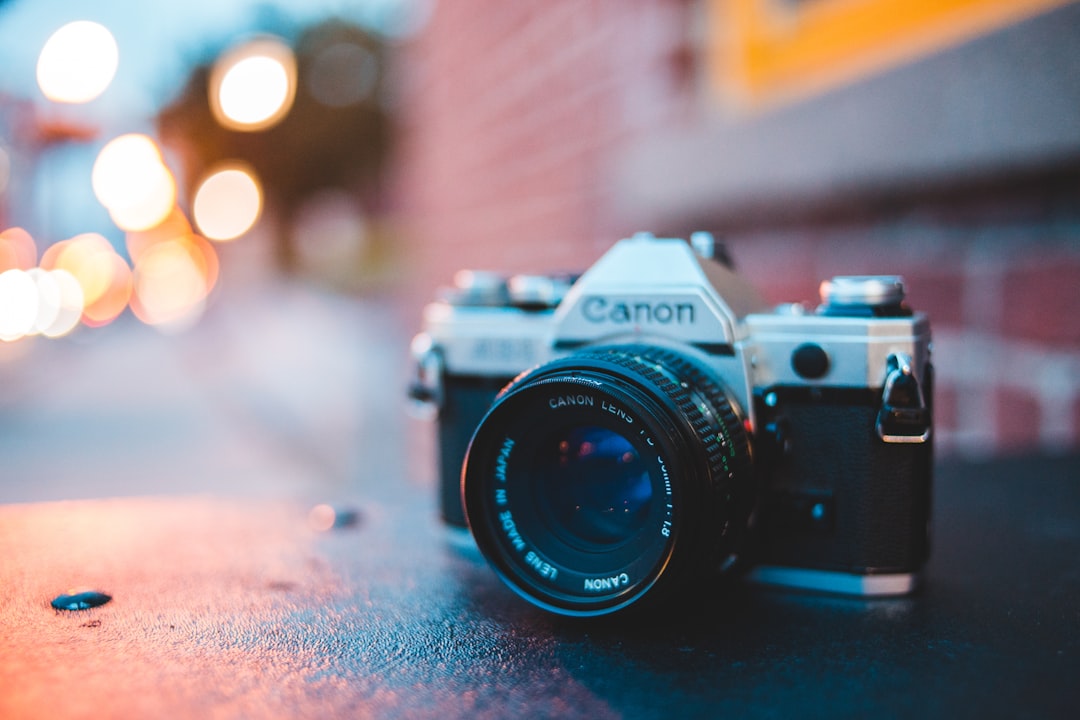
[461, 345, 753, 617]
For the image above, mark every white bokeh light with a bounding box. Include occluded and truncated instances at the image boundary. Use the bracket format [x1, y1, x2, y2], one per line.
[220, 56, 289, 124]
[41, 269, 86, 339]
[192, 166, 263, 241]
[26, 268, 61, 336]
[210, 37, 296, 131]
[92, 134, 177, 231]
[0, 269, 39, 341]
[36, 21, 119, 104]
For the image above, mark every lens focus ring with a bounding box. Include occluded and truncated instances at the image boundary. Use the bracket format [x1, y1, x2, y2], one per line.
[578, 346, 750, 489]
[566, 346, 753, 549]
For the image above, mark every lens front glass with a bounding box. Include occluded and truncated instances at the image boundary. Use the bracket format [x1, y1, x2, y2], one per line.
[535, 425, 652, 547]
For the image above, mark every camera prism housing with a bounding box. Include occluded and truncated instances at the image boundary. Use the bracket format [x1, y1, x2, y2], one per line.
[409, 233, 932, 617]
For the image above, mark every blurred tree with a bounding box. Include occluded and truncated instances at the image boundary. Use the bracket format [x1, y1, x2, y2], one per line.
[157, 18, 393, 273]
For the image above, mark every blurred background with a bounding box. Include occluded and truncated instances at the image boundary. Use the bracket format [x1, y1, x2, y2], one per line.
[1, 0, 1078, 506]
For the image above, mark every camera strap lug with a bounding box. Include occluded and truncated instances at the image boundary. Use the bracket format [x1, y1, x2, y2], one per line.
[407, 333, 444, 420]
[876, 353, 931, 444]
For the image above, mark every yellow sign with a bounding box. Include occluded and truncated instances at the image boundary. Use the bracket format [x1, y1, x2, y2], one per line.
[712, 0, 1076, 106]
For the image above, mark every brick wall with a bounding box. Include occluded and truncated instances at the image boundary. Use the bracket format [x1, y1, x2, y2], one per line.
[390, 0, 1080, 457]
[391, 0, 695, 294]
[713, 206, 1080, 457]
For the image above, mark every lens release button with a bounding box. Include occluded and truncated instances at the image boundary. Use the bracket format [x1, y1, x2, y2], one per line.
[791, 343, 830, 380]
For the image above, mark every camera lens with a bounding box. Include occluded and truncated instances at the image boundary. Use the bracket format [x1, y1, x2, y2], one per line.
[537, 425, 652, 547]
[461, 345, 754, 617]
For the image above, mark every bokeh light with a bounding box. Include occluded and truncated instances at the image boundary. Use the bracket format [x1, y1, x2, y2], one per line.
[131, 240, 208, 329]
[192, 165, 263, 241]
[23, 268, 64, 338]
[125, 207, 193, 264]
[221, 56, 289, 123]
[107, 170, 177, 232]
[80, 252, 132, 327]
[210, 37, 297, 131]
[25, 268, 61, 336]
[36, 21, 119, 104]
[127, 209, 219, 331]
[42, 233, 131, 328]
[0, 228, 37, 272]
[0, 270, 39, 342]
[92, 134, 177, 231]
[39, 269, 85, 338]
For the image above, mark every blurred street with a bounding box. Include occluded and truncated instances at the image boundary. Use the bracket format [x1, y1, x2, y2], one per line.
[0, 239, 426, 508]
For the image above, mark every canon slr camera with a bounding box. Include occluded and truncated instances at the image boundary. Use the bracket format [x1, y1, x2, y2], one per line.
[409, 233, 933, 618]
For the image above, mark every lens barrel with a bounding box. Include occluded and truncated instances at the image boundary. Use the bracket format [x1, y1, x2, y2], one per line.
[461, 345, 754, 617]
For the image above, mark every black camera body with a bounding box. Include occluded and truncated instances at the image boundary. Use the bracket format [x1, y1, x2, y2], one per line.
[410, 233, 933, 617]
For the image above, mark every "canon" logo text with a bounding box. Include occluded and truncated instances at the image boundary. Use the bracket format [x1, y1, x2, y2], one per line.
[581, 297, 695, 325]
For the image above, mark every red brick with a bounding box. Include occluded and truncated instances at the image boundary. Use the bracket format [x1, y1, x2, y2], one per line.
[727, 233, 827, 307]
[994, 387, 1042, 453]
[898, 269, 965, 329]
[933, 385, 959, 442]
[1000, 252, 1080, 348]
[392, 0, 691, 305]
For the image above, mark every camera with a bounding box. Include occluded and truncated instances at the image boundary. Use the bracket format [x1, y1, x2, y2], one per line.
[409, 232, 932, 617]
